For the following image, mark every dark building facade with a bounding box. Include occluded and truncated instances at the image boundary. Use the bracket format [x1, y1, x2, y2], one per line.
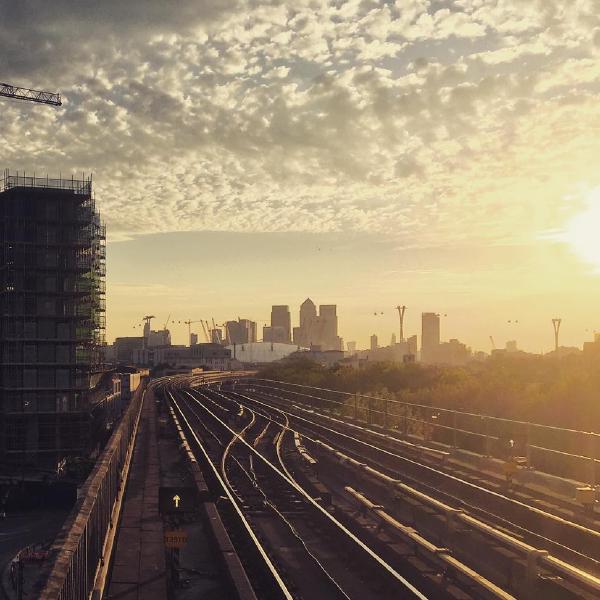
[0, 171, 105, 469]
[114, 336, 144, 363]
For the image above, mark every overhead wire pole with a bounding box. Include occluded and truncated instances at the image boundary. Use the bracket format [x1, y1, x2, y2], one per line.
[0, 82, 62, 106]
[396, 305, 407, 342]
[552, 318, 562, 351]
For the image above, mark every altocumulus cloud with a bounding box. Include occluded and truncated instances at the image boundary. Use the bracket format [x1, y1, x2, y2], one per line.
[1, 0, 599, 244]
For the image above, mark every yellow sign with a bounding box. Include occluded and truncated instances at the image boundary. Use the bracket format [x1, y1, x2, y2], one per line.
[173, 494, 181, 508]
[164, 530, 188, 549]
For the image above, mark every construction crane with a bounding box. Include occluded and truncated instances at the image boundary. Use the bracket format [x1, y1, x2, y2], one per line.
[0, 82, 61, 106]
[215, 322, 231, 345]
[200, 321, 210, 343]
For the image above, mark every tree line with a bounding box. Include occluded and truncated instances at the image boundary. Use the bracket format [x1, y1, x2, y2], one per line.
[257, 352, 600, 431]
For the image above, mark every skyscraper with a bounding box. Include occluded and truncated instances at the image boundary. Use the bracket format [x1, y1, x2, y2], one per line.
[421, 312, 440, 363]
[294, 298, 316, 346]
[226, 318, 257, 344]
[0, 171, 105, 468]
[269, 305, 291, 343]
[300, 298, 317, 328]
[293, 299, 342, 350]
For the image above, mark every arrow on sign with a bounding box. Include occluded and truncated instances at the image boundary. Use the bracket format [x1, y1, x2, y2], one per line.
[173, 494, 181, 508]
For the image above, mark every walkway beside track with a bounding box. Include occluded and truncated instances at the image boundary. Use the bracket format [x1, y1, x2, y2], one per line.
[106, 389, 167, 600]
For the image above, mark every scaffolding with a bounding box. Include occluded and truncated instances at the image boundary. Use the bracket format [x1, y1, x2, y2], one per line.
[0, 170, 105, 469]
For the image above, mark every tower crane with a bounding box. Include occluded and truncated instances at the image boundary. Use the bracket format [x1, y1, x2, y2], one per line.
[199, 321, 210, 343]
[0, 82, 61, 106]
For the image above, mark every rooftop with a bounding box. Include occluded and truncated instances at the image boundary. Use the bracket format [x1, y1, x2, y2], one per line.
[1, 169, 92, 195]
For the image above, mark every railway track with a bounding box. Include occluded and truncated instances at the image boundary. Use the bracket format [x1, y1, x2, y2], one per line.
[197, 381, 600, 599]
[165, 381, 433, 600]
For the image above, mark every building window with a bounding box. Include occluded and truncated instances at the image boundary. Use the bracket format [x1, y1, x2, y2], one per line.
[56, 369, 70, 389]
[23, 368, 37, 388]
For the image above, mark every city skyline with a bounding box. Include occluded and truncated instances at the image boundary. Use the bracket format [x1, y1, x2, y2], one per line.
[3, 1, 600, 353]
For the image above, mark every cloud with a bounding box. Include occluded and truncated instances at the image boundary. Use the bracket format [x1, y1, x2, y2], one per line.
[0, 0, 599, 249]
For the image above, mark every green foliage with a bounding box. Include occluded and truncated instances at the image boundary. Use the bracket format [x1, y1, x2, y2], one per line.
[257, 353, 600, 430]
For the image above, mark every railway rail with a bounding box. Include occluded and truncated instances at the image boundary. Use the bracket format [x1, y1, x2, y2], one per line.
[168, 383, 431, 600]
[196, 380, 600, 599]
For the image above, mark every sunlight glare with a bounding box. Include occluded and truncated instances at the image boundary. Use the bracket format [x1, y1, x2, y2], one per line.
[562, 187, 600, 271]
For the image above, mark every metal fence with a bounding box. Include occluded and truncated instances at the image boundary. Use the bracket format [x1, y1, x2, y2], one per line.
[245, 379, 600, 486]
[38, 379, 147, 600]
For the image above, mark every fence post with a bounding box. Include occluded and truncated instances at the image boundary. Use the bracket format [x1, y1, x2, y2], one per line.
[452, 411, 457, 450]
[384, 399, 388, 430]
[483, 416, 491, 457]
[354, 393, 358, 420]
[588, 433, 597, 487]
[525, 422, 532, 468]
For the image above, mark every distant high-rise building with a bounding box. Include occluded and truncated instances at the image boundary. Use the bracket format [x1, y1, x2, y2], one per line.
[190, 333, 198, 346]
[292, 299, 342, 350]
[300, 298, 317, 328]
[319, 305, 339, 348]
[391, 333, 397, 345]
[421, 312, 440, 363]
[407, 334, 418, 356]
[370, 334, 378, 351]
[0, 172, 105, 468]
[294, 298, 316, 346]
[263, 326, 289, 343]
[270, 305, 291, 343]
[346, 341, 357, 354]
[226, 318, 257, 345]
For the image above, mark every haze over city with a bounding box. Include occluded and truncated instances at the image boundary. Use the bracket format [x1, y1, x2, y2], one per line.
[2, 0, 600, 351]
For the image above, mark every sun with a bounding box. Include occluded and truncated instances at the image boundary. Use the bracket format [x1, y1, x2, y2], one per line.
[561, 188, 600, 271]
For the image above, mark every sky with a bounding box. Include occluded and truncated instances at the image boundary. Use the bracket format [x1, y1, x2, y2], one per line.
[1, 0, 600, 352]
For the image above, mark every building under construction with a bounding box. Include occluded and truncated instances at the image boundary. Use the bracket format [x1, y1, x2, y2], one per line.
[0, 170, 106, 470]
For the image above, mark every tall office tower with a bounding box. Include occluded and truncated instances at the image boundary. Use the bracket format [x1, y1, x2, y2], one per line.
[407, 334, 418, 356]
[370, 334, 378, 350]
[319, 304, 337, 343]
[0, 171, 105, 469]
[294, 298, 317, 347]
[226, 318, 257, 344]
[300, 298, 317, 328]
[241, 319, 257, 343]
[346, 341, 357, 354]
[421, 312, 440, 363]
[270, 305, 291, 343]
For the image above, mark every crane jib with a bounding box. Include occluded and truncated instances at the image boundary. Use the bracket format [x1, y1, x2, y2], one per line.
[0, 82, 62, 106]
